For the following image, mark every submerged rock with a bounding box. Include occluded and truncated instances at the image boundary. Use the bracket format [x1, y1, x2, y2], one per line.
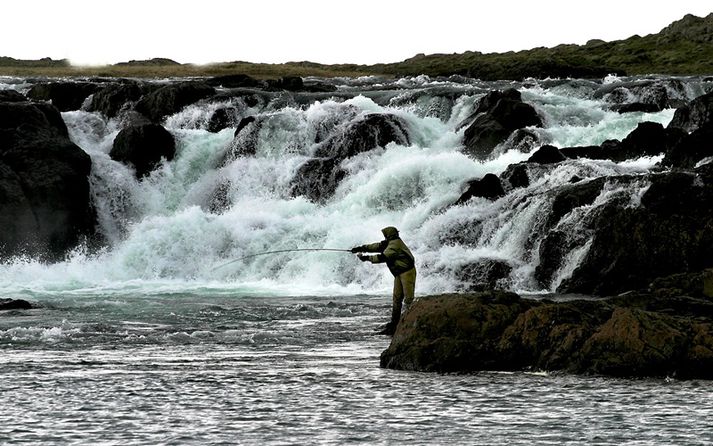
[110, 124, 176, 178]
[0, 101, 95, 259]
[207, 106, 240, 133]
[381, 287, 713, 379]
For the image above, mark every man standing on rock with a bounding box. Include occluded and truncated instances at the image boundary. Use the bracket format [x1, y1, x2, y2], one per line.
[352, 227, 416, 335]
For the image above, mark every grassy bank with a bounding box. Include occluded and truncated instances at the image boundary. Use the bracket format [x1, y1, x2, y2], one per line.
[3, 13, 713, 80]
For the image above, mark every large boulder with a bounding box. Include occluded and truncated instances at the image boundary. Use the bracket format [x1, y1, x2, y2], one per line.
[135, 82, 215, 122]
[380, 291, 530, 372]
[462, 89, 542, 159]
[662, 126, 713, 168]
[290, 113, 410, 202]
[110, 124, 176, 178]
[380, 290, 713, 378]
[27, 82, 102, 111]
[0, 101, 95, 259]
[668, 91, 713, 133]
[88, 82, 145, 118]
[0, 90, 27, 102]
[559, 169, 713, 295]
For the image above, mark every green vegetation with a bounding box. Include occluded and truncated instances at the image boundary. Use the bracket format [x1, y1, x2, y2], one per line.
[3, 13, 713, 80]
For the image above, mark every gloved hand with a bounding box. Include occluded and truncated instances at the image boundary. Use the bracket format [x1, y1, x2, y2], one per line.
[350, 246, 362, 253]
[357, 254, 369, 262]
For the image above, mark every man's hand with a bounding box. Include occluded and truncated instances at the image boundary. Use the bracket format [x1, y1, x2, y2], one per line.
[357, 255, 369, 262]
[350, 246, 362, 253]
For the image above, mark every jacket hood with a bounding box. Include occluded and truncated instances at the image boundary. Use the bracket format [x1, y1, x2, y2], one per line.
[381, 226, 399, 240]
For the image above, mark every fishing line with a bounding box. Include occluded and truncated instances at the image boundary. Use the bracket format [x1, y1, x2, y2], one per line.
[211, 248, 353, 271]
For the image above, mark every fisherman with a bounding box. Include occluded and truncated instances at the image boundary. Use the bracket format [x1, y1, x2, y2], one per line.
[352, 226, 416, 335]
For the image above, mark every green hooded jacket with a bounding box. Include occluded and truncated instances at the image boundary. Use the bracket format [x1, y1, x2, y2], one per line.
[356, 226, 415, 276]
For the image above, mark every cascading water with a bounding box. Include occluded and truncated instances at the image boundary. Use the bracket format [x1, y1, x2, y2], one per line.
[0, 75, 706, 298]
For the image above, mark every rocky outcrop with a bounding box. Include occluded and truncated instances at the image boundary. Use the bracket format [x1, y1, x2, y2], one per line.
[290, 113, 410, 202]
[110, 124, 176, 178]
[381, 285, 713, 379]
[135, 82, 215, 122]
[0, 101, 95, 259]
[559, 167, 713, 295]
[662, 125, 713, 168]
[27, 82, 102, 111]
[266, 76, 304, 91]
[462, 89, 543, 159]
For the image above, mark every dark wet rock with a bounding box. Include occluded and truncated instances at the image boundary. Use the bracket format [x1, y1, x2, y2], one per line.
[291, 114, 410, 202]
[559, 170, 713, 295]
[595, 79, 688, 111]
[266, 76, 304, 91]
[547, 178, 607, 228]
[613, 102, 662, 114]
[560, 145, 608, 160]
[506, 128, 539, 153]
[527, 144, 567, 164]
[205, 74, 262, 89]
[668, 91, 713, 133]
[0, 298, 35, 310]
[534, 178, 609, 286]
[381, 289, 713, 378]
[289, 158, 347, 203]
[88, 82, 144, 118]
[207, 107, 240, 133]
[616, 121, 683, 159]
[314, 114, 410, 159]
[110, 124, 175, 178]
[559, 123, 684, 162]
[135, 82, 215, 122]
[380, 291, 530, 372]
[662, 126, 713, 168]
[452, 260, 512, 291]
[0, 90, 27, 102]
[462, 90, 543, 159]
[500, 163, 530, 189]
[26, 82, 102, 111]
[0, 101, 95, 260]
[454, 173, 505, 204]
[302, 81, 338, 93]
[648, 269, 713, 299]
[220, 116, 261, 163]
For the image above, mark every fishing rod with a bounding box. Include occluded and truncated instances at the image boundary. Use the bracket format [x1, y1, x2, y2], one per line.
[211, 248, 353, 271]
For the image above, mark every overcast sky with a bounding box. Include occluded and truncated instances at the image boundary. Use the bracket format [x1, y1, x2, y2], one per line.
[3, 1, 712, 66]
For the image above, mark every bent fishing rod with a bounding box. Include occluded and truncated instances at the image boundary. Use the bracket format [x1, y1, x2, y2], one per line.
[212, 248, 354, 271]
